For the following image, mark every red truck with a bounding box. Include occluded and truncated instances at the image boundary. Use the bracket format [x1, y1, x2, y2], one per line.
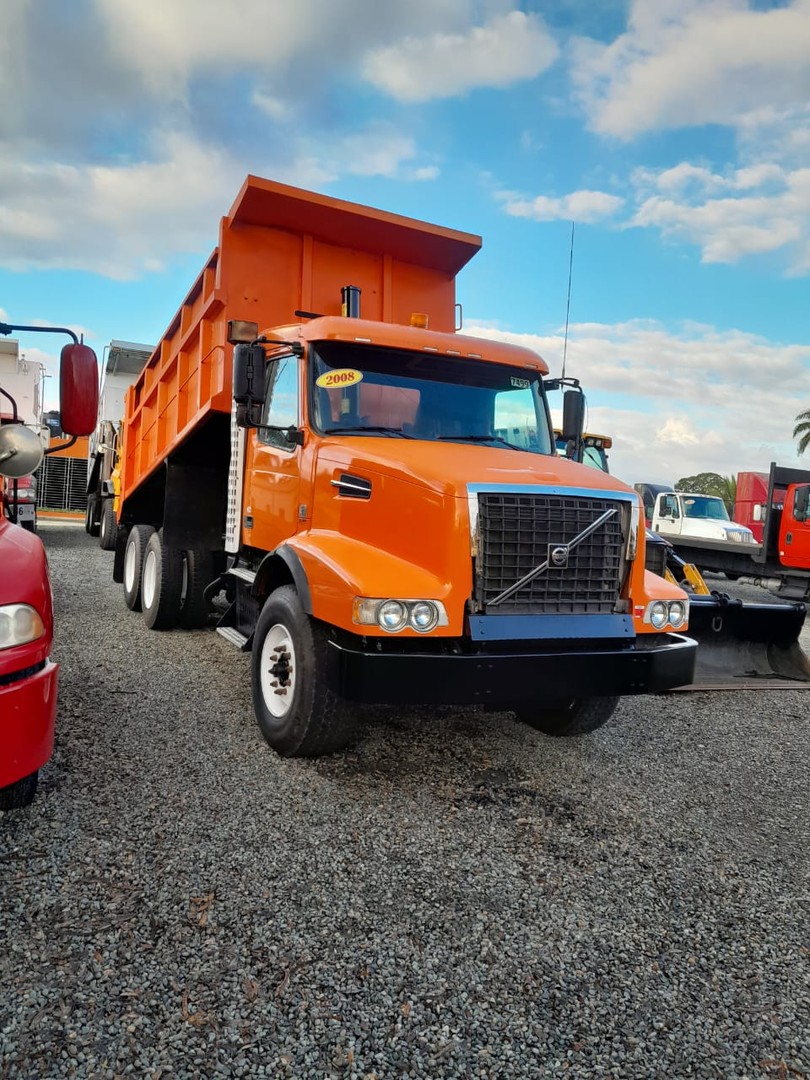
[663, 462, 810, 600]
[0, 323, 98, 809]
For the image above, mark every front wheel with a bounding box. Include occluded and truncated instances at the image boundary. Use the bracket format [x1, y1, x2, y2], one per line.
[515, 696, 619, 737]
[251, 585, 351, 758]
[0, 770, 38, 811]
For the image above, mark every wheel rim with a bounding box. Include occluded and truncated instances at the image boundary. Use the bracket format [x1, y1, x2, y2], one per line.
[259, 622, 296, 719]
[124, 540, 137, 592]
[142, 549, 157, 609]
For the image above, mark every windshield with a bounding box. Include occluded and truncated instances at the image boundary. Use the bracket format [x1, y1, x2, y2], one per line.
[310, 342, 553, 454]
[681, 496, 730, 521]
[555, 435, 608, 473]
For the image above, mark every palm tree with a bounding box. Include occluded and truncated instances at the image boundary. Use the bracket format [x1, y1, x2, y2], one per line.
[719, 474, 737, 517]
[794, 408, 810, 456]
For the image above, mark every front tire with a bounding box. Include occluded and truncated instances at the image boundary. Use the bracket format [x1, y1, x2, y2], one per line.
[99, 501, 117, 550]
[141, 530, 183, 630]
[515, 696, 619, 737]
[123, 524, 155, 611]
[0, 770, 38, 810]
[251, 585, 351, 757]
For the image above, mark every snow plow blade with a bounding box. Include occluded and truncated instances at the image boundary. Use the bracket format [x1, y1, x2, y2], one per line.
[676, 594, 810, 690]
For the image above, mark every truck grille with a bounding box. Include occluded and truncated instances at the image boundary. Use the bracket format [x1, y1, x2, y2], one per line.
[474, 492, 626, 615]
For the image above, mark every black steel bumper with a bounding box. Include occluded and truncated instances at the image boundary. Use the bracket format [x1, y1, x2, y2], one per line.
[327, 633, 697, 706]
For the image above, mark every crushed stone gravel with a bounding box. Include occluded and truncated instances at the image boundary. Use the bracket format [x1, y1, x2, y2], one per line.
[1, 521, 808, 1079]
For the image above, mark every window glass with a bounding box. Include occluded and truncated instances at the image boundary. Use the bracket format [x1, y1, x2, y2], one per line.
[259, 354, 299, 450]
[310, 342, 553, 455]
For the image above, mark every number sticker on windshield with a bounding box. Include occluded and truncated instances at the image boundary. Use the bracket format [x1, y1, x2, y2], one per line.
[316, 369, 363, 389]
[510, 377, 530, 388]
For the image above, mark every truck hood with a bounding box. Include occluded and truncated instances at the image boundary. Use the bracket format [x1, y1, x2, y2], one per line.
[316, 437, 633, 497]
[0, 517, 52, 610]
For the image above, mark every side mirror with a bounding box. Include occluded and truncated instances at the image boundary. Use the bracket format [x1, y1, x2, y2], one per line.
[795, 485, 809, 522]
[561, 389, 585, 442]
[752, 504, 763, 522]
[0, 425, 45, 478]
[60, 343, 99, 435]
[233, 344, 267, 406]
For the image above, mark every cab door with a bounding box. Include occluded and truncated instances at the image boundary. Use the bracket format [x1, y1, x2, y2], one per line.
[780, 484, 810, 568]
[243, 352, 303, 555]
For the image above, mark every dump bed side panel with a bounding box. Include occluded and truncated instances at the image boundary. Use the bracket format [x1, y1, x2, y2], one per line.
[120, 177, 481, 505]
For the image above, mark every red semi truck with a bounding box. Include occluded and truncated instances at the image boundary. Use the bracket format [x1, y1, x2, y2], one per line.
[0, 323, 98, 809]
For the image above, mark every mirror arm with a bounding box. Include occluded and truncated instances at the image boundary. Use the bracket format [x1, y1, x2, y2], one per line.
[0, 322, 79, 345]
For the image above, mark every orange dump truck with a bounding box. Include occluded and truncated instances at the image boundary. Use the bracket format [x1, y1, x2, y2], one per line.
[113, 176, 696, 756]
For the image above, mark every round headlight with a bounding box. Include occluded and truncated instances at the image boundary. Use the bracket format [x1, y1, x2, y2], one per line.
[409, 601, 438, 633]
[668, 600, 687, 628]
[649, 601, 669, 629]
[378, 600, 408, 632]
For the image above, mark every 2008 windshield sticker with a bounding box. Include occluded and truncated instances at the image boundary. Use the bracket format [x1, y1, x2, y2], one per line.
[316, 369, 364, 389]
[510, 377, 530, 388]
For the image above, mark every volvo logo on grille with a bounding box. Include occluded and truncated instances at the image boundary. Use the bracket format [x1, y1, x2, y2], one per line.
[549, 544, 569, 568]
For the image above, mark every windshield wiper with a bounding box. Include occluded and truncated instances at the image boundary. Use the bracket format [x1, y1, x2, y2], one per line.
[436, 434, 526, 451]
[324, 425, 414, 438]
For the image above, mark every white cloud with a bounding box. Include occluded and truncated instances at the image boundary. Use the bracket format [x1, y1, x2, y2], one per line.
[363, 12, 559, 102]
[571, 0, 810, 139]
[0, 116, 443, 278]
[464, 317, 810, 484]
[630, 163, 810, 270]
[500, 188, 624, 223]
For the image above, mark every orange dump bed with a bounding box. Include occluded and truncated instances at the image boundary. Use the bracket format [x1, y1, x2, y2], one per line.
[120, 176, 481, 502]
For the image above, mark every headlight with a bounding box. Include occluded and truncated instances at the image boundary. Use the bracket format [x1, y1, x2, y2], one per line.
[353, 597, 449, 633]
[668, 600, 688, 629]
[0, 604, 46, 649]
[409, 601, 439, 632]
[648, 600, 669, 629]
[643, 599, 689, 630]
[378, 600, 408, 632]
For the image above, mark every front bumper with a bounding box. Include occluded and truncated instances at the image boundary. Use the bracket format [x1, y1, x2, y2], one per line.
[327, 633, 697, 706]
[0, 660, 59, 789]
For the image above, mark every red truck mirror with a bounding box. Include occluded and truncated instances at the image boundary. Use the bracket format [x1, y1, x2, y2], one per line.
[60, 343, 99, 435]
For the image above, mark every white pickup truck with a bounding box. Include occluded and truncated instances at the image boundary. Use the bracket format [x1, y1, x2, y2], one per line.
[647, 490, 755, 544]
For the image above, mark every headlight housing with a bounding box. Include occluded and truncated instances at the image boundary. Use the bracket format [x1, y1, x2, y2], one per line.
[642, 598, 689, 631]
[353, 598, 449, 634]
[0, 604, 46, 650]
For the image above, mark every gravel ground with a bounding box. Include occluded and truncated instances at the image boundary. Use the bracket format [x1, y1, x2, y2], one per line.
[1, 520, 808, 1080]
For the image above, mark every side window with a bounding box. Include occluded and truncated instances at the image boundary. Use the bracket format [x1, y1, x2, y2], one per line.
[259, 354, 299, 451]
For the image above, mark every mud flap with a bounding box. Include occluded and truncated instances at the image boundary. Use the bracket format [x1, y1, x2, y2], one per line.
[675, 593, 810, 690]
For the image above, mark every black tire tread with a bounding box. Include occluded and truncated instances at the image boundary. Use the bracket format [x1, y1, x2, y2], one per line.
[516, 695, 619, 737]
[252, 585, 351, 758]
[0, 770, 38, 810]
[122, 524, 155, 612]
[142, 530, 183, 631]
[177, 548, 214, 629]
[99, 501, 117, 550]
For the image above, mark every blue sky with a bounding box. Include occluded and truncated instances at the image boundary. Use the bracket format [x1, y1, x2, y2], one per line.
[2, 0, 809, 485]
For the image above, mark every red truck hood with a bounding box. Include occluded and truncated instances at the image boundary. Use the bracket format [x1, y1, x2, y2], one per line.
[0, 517, 53, 612]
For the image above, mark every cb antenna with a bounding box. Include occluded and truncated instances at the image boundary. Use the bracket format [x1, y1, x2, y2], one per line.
[561, 220, 575, 380]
